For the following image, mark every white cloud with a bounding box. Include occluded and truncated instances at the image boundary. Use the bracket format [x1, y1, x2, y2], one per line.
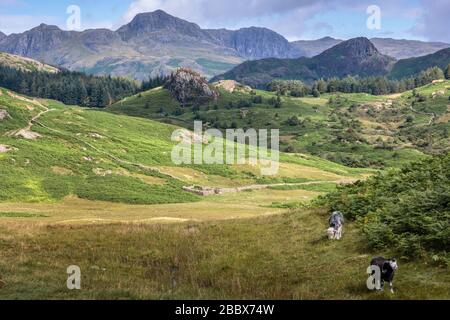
[122, 0, 336, 29]
[121, 0, 424, 40]
[413, 0, 450, 43]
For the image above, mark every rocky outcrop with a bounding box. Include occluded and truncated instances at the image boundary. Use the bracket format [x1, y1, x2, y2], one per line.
[165, 68, 218, 106]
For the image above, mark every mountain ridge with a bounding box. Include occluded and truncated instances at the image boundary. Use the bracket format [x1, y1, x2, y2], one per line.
[0, 10, 448, 80]
[0, 10, 298, 80]
[212, 37, 397, 87]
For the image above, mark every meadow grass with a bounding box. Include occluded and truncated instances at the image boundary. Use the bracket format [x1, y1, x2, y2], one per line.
[0, 208, 448, 300]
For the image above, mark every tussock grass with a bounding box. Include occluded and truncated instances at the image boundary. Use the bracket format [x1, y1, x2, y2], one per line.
[0, 208, 448, 300]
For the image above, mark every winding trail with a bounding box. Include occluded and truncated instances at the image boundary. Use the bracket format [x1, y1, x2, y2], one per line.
[183, 179, 355, 196]
[409, 105, 436, 126]
[6, 99, 55, 139]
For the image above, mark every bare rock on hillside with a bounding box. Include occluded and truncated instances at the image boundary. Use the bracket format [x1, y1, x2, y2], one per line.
[165, 68, 218, 107]
[0, 145, 13, 153]
[14, 129, 41, 140]
[0, 109, 11, 120]
[212, 80, 252, 93]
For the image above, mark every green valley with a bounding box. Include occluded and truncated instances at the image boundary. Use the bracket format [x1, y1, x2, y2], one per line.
[110, 80, 450, 169]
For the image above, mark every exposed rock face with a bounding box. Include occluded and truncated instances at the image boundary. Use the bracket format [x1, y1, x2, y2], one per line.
[117, 10, 212, 42]
[207, 27, 297, 60]
[0, 109, 10, 120]
[165, 68, 218, 106]
[0, 24, 71, 58]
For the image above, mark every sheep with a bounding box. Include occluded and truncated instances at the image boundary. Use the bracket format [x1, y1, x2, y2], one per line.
[370, 257, 398, 294]
[327, 211, 344, 240]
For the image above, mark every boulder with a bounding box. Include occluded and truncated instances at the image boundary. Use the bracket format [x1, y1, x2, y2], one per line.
[165, 68, 218, 107]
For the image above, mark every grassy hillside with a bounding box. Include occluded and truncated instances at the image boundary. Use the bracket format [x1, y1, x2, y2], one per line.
[0, 87, 366, 208]
[110, 81, 450, 168]
[0, 51, 59, 73]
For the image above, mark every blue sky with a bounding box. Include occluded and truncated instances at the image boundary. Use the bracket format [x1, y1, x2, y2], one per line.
[0, 0, 448, 42]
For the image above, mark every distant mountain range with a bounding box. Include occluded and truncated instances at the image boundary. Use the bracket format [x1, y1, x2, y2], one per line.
[212, 38, 450, 87]
[390, 47, 450, 79]
[0, 10, 448, 81]
[0, 10, 297, 80]
[291, 37, 450, 60]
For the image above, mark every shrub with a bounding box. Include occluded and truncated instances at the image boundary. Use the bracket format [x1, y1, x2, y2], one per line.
[318, 154, 450, 260]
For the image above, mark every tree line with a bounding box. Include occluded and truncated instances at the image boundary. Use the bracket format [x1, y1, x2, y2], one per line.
[0, 65, 140, 107]
[141, 75, 170, 91]
[267, 66, 447, 97]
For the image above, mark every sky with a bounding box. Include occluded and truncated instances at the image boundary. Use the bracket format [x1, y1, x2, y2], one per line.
[0, 0, 449, 42]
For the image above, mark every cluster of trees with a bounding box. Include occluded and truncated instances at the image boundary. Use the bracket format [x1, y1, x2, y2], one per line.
[141, 75, 170, 91]
[0, 65, 140, 107]
[445, 63, 450, 80]
[267, 67, 446, 97]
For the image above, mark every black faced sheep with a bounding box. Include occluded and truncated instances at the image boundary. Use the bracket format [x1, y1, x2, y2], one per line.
[370, 257, 398, 293]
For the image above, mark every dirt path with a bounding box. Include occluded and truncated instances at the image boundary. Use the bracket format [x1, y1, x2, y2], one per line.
[409, 105, 436, 126]
[6, 103, 55, 139]
[183, 179, 355, 196]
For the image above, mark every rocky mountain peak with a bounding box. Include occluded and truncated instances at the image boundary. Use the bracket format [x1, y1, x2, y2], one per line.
[117, 10, 207, 41]
[32, 23, 63, 33]
[321, 37, 379, 59]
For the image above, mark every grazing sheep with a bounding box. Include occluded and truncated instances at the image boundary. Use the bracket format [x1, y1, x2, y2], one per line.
[370, 257, 398, 294]
[327, 211, 344, 240]
[326, 225, 343, 240]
